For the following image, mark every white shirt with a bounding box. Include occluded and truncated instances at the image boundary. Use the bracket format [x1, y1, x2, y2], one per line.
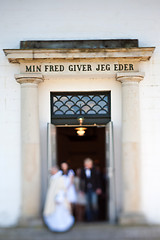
[85, 169, 91, 178]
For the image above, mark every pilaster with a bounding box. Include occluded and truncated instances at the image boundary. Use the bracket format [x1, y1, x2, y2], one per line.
[15, 74, 44, 220]
[117, 72, 145, 224]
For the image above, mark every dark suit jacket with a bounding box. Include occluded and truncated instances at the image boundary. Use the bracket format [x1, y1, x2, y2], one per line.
[80, 167, 101, 193]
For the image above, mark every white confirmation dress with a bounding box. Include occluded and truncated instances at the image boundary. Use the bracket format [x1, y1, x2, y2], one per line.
[43, 171, 74, 232]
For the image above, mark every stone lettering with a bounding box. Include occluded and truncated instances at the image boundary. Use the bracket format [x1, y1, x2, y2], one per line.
[26, 65, 41, 72]
[129, 64, 134, 70]
[45, 65, 49, 72]
[114, 64, 119, 71]
[114, 64, 134, 71]
[26, 65, 32, 72]
[24, 63, 134, 74]
[119, 64, 123, 71]
[54, 65, 59, 72]
[49, 65, 54, 71]
[68, 64, 92, 71]
[45, 65, 64, 72]
[96, 64, 110, 71]
[88, 64, 92, 71]
[68, 65, 75, 71]
[60, 65, 65, 71]
[124, 64, 128, 70]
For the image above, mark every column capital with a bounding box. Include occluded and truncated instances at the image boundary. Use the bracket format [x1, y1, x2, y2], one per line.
[15, 74, 44, 84]
[116, 72, 145, 83]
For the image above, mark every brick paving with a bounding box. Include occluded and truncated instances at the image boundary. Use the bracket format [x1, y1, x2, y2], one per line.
[0, 223, 160, 240]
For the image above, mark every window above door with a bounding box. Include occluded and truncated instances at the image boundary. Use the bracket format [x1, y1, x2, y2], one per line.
[50, 91, 111, 125]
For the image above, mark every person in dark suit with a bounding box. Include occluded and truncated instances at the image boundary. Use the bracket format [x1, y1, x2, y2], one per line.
[80, 158, 102, 221]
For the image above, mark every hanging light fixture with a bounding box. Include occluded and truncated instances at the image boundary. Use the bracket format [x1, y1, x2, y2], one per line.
[75, 117, 87, 136]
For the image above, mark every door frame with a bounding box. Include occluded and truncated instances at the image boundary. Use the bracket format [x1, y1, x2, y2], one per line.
[47, 121, 117, 223]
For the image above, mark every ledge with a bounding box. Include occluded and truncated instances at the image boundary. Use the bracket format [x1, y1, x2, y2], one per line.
[20, 39, 139, 49]
[3, 47, 155, 63]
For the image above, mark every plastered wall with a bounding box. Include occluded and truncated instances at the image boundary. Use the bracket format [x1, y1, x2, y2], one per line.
[0, 0, 160, 225]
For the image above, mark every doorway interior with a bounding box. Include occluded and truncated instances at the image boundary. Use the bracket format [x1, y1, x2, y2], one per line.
[56, 126, 108, 221]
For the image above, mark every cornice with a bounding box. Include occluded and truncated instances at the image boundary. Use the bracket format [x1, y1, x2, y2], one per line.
[3, 47, 155, 63]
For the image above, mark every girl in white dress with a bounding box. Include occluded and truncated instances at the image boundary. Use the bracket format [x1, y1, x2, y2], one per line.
[60, 162, 77, 212]
[43, 166, 74, 232]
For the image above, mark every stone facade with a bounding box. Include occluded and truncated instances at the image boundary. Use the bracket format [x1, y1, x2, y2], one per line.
[0, 0, 160, 227]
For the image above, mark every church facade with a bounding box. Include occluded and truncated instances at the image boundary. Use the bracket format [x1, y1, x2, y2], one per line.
[0, 0, 160, 227]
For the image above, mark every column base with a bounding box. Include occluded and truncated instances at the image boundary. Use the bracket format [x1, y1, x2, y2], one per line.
[119, 212, 147, 225]
[18, 217, 43, 227]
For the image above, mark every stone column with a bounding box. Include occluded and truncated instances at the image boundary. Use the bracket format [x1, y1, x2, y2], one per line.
[117, 72, 145, 224]
[15, 74, 43, 221]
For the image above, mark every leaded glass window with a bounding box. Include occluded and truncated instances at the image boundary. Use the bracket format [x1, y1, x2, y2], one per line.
[50, 91, 111, 125]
